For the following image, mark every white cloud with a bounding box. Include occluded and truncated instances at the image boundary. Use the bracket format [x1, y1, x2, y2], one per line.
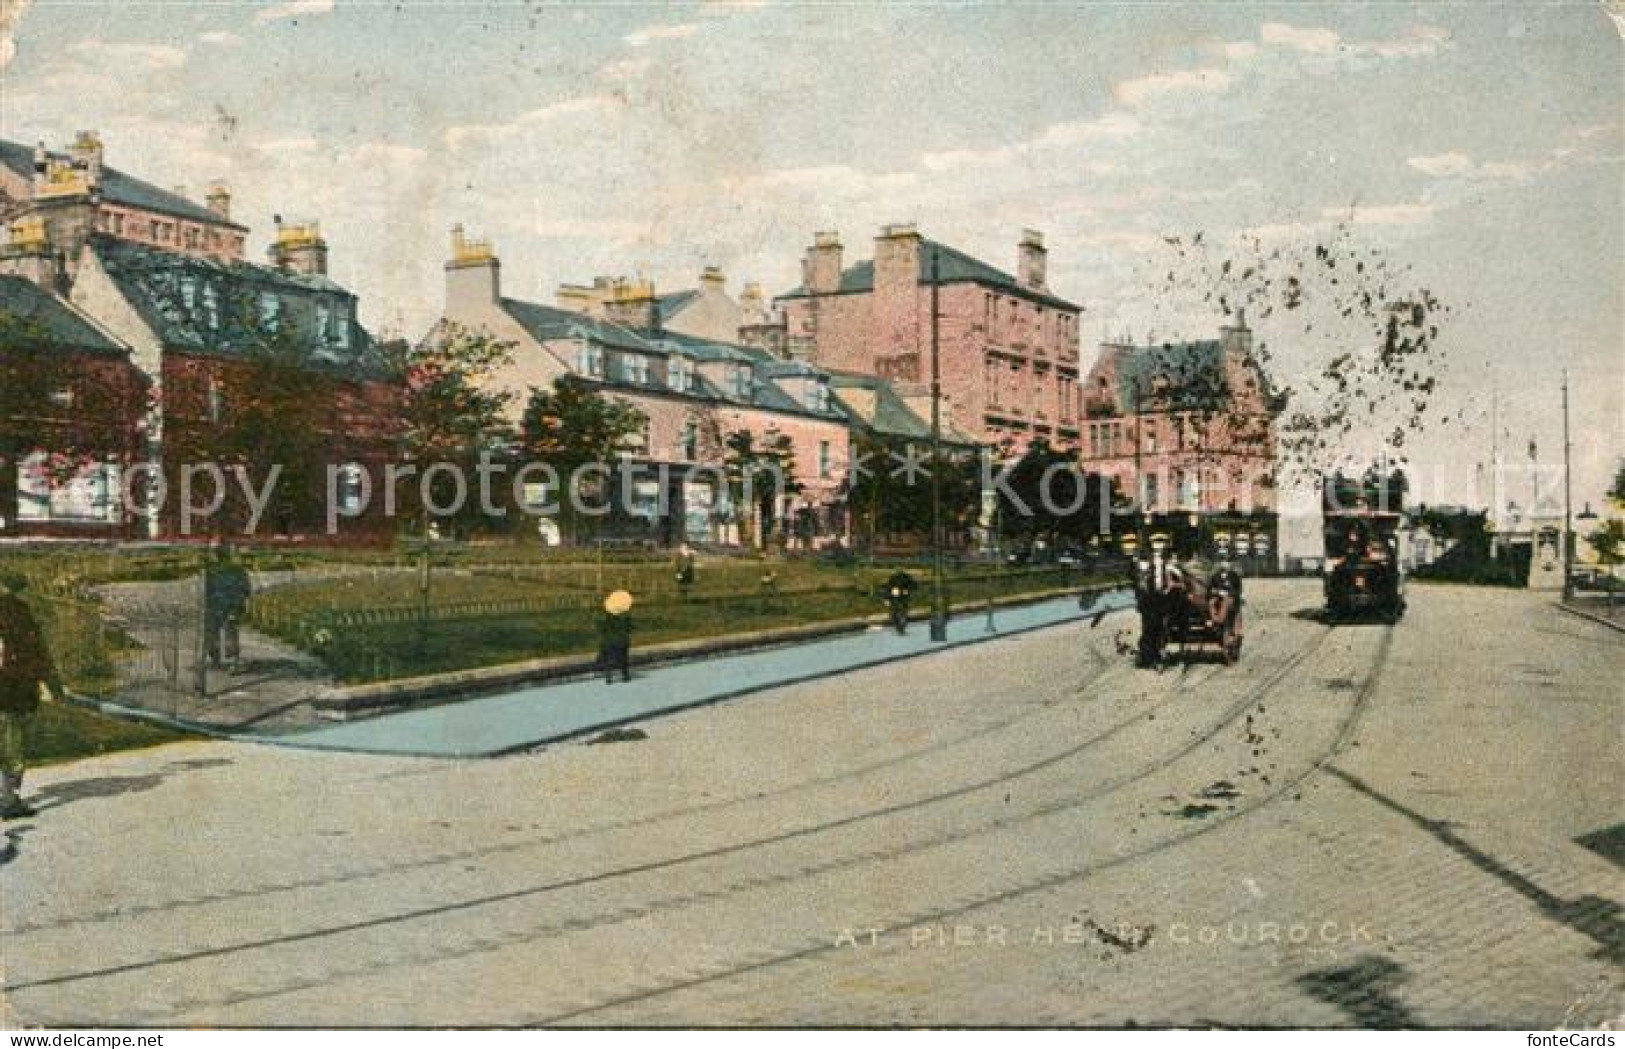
[624, 22, 698, 48]
[736, 163, 915, 196]
[253, 0, 335, 26]
[1409, 150, 1555, 183]
[596, 55, 651, 84]
[445, 95, 621, 150]
[696, 0, 767, 17]
[1408, 152, 1473, 177]
[1113, 67, 1230, 107]
[198, 30, 243, 47]
[254, 135, 319, 154]
[68, 37, 186, 70]
[919, 145, 1017, 173]
[1031, 111, 1143, 149]
[0, 0, 30, 71]
[1325, 202, 1438, 227]
[1365, 24, 1450, 58]
[1261, 22, 1340, 55]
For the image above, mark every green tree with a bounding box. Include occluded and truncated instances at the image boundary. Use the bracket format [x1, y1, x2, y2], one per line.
[391, 323, 516, 538]
[995, 439, 1115, 552]
[848, 434, 981, 550]
[722, 428, 800, 549]
[1586, 518, 1623, 568]
[163, 297, 338, 537]
[519, 376, 647, 543]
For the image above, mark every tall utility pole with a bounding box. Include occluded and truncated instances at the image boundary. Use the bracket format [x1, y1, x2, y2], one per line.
[929, 246, 948, 642]
[1562, 370, 1574, 601]
[1133, 380, 1147, 547]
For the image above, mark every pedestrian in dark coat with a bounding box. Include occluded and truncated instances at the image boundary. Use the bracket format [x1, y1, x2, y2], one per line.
[0, 572, 56, 819]
[204, 545, 251, 670]
[674, 545, 697, 600]
[598, 590, 634, 684]
[883, 569, 917, 635]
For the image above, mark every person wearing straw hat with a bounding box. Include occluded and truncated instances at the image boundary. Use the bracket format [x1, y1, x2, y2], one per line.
[598, 590, 635, 684]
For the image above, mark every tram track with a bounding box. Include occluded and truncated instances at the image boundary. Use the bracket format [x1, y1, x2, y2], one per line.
[529, 622, 1395, 1026]
[11, 609, 1343, 1022]
[3, 612, 1136, 939]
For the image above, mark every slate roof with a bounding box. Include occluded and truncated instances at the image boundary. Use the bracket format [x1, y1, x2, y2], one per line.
[88, 235, 381, 375]
[0, 138, 250, 232]
[500, 297, 657, 354]
[497, 294, 846, 421]
[0, 275, 126, 356]
[654, 289, 699, 325]
[777, 236, 1079, 312]
[826, 370, 979, 447]
[1109, 340, 1230, 412]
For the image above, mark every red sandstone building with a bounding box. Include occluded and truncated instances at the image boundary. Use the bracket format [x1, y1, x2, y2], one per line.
[436, 229, 856, 547]
[1079, 314, 1282, 557]
[0, 133, 399, 543]
[774, 224, 1085, 455]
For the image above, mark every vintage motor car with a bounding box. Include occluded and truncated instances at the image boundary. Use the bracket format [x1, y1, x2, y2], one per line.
[1134, 537, 1245, 666]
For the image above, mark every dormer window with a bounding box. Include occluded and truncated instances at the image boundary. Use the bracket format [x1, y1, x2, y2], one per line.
[200, 282, 220, 331]
[731, 366, 752, 398]
[805, 381, 830, 412]
[259, 292, 282, 331]
[332, 304, 351, 349]
[576, 341, 604, 377]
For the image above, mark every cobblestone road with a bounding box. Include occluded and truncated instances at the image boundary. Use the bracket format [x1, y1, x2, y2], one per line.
[1, 581, 1619, 1027]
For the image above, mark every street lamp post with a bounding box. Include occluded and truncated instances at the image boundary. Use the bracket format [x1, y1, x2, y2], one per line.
[929, 246, 948, 642]
[1562, 370, 1575, 602]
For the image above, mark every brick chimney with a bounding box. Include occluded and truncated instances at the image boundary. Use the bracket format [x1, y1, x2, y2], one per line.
[1018, 228, 1047, 291]
[268, 217, 328, 276]
[802, 231, 843, 294]
[206, 182, 232, 222]
[68, 130, 104, 188]
[873, 222, 922, 293]
[739, 280, 768, 324]
[603, 277, 659, 332]
[444, 223, 500, 313]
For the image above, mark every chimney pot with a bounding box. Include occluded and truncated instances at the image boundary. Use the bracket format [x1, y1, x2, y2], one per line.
[1018, 228, 1048, 291]
[804, 231, 844, 293]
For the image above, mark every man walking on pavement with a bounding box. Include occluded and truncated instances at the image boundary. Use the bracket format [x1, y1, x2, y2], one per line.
[0, 572, 58, 820]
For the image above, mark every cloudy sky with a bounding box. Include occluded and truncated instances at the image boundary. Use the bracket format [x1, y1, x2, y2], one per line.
[2, 1, 1620, 510]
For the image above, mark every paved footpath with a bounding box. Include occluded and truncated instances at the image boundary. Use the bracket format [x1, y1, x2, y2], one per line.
[256, 590, 1135, 757]
[1, 581, 1618, 1027]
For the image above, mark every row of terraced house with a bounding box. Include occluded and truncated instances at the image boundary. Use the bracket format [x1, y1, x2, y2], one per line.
[0, 131, 1280, 549]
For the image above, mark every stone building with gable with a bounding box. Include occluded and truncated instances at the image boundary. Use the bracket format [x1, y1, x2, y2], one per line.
[0, 132, 399, 543]
[435, 228, 854, 547]
[1079, 313, 1283, 559]
[775, 224, 1085, 455]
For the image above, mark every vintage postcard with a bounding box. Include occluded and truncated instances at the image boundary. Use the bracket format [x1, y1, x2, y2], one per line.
[0, 0, 1620, 1034]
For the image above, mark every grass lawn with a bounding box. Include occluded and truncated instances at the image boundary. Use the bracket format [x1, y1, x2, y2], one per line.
[260, 564, 1105, 683]
[24, 697, 195, 768]
[3, 543, 1115, 691]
